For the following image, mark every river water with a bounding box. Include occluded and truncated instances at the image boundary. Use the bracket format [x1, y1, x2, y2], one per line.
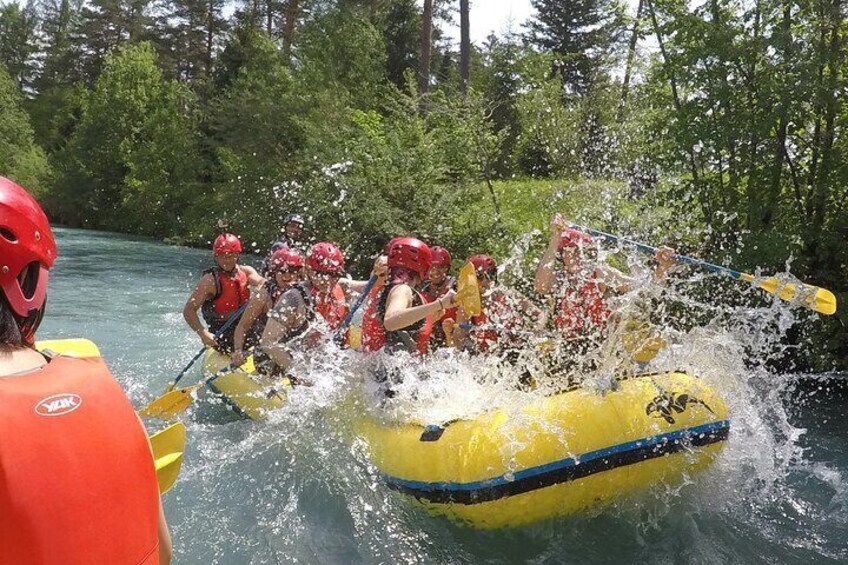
[40, 227, 848, 564]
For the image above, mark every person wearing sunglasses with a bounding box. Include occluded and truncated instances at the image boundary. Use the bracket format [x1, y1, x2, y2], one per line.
[231, 247, 305, 367]
[258, 242, 350, 380]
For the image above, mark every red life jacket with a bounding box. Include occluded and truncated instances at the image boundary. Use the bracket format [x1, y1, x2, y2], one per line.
[469, 291, 521, 352]
[201, 266, 250, 331]
[312, 283, 349, 332]
[420, 278, 458, 325]
[554, 272, 611, 337]
[0, 355, 160, 565]
[361, 283, 433, 355]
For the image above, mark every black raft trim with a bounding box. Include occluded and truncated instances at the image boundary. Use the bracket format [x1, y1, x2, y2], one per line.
[383, 421, 730, 505]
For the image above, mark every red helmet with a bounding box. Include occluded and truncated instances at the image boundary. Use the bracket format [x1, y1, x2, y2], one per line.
[468, 254, 497, 278]
[307, 242, 345, 274]
[559, 228, 593, 250]
[268, 248, 303, 272]
[430, 246, 451, 268]
[387, 237, 431, 279]
[213, 233, 242, 255]
[0, 177, 57, 344]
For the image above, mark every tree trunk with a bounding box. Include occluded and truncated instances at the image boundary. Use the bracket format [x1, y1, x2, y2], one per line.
[646, 0, 702, 200]
[459, 0, 470, 96]
[764, 2, 792, 227]
[618, 0, 643, 121]
[419, 0, 433, 98]
[282, 0, 299, 62]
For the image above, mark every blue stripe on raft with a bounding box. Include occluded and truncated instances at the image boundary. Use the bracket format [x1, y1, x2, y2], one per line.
[383, 419, 731, 504]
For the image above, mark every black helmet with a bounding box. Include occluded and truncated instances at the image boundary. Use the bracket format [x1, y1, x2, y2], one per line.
[285, 213, 304, 226]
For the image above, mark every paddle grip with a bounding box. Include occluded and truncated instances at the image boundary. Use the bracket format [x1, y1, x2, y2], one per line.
[172, 300, 250, 386]
[333, 275, 378, 345]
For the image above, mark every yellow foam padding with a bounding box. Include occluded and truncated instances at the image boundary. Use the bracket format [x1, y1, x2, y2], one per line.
[35, 338, 101, 358]
[201, 350, 289, 420]
[357, 371, 728, 529]
[150, 422, 186, 494]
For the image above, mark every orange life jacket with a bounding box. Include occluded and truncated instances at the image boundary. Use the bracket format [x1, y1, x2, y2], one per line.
[554, 272, 611, 337]
[361, 283, 433, 355]
[469, 291, 522, 352]
[201, 266, 250, 330]
[0, 355, 160, 565]
[312, 283, 349, 332]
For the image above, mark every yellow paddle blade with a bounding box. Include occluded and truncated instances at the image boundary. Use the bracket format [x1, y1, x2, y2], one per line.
[35, 338, 101, 358]
[149, 421, 186, 494]
[139, 385, 201, 420]
[456, 262, 482, 317]
[740, 274, 838, 316]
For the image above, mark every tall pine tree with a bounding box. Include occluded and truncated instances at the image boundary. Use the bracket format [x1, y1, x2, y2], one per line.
[526, 0, 625, 93]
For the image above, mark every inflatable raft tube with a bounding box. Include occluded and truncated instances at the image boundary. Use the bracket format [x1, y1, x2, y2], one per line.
[358, 370, 729, 528]
[201, 349, 289, 420]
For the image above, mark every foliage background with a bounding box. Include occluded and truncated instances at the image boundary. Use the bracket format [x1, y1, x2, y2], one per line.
[0, 0, 845, 370]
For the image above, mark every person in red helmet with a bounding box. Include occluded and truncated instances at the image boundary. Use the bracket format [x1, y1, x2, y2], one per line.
[534, 213, 675, 339]
[231, 247, 304, 367]
[361, 237, 456, 355]
[0, 177, 172, 564]
[183, 232, 264, 353]
[455, 254, 539, 354]
[420, 245, 457, 347]
[258, 242, 350, 380]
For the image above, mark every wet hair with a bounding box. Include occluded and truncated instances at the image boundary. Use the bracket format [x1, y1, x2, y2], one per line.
[0, 294, 24, 347]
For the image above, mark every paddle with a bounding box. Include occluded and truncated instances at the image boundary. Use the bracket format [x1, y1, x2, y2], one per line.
[456, 262, 482, 317]
[334, 275, 378, 346]
[163, 301, 249, 394]
[570, 224, 838, 316]
[149, 421, 186, 494]
[140, 361, 239, 419]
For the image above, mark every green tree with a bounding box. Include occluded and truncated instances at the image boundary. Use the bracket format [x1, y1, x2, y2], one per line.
[0, 63, 50, 194]
[54, 43, 198, 233]
[526, 0, 626, 93]
[0, 1, 39, 90]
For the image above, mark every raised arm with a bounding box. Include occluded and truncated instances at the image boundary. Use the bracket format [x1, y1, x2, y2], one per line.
[535, 213, 567, 295]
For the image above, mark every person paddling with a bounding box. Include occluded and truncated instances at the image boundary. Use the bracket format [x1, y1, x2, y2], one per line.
[361, 237, 457, 355]
[257, 242, 349, 381]
[0, 176, 172, 564]
[231, 247, 304, 366]
[534, 213, 675, 339]
[455, 254, 540, 354]
[420, 245, 457, 347]
[182, 233, 264, 353]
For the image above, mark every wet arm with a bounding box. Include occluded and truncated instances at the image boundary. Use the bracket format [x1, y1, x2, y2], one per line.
[535, 233, 561, 295]
[242, 265, 266, 288]
[182, 276, 217, 345]
[259, 292, 306, 372]
[233, 289, 270, 354]
[384, 285, 450, 332]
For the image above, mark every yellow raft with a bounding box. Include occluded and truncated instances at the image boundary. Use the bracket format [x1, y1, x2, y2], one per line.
[358, 371, 729, 528]
[200, 350, 289, 420]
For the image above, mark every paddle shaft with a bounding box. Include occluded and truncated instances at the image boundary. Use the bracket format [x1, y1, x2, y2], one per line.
[573, 225, 749, 281]
[171, 300, 249, 388]
[334, 275, 377, 345]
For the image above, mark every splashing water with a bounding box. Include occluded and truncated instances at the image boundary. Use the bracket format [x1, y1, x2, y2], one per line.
[40, 227, 848, 563]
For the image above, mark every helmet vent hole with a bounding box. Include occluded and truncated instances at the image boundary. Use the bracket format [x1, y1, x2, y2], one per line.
[0, 227, 17, 243]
